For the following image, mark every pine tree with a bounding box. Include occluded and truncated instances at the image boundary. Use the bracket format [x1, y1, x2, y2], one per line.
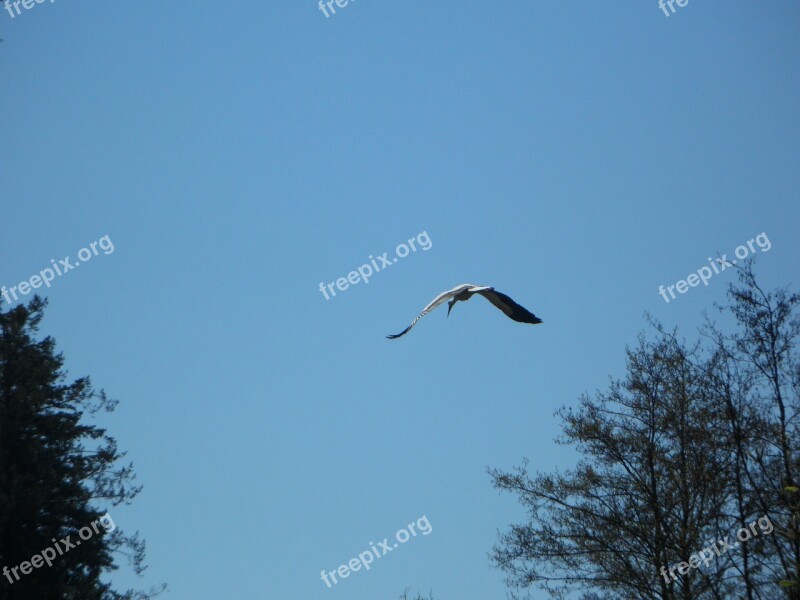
[0, 297, 164, 600]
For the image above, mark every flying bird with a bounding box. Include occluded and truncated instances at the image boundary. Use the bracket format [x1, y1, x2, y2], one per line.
[387, 283, 543, 339]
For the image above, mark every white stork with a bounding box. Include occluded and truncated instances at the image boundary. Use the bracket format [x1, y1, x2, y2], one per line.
[387, 283, 543, 339]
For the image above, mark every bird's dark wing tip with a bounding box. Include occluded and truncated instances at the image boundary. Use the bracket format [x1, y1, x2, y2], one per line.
[386, 326, 411, 339]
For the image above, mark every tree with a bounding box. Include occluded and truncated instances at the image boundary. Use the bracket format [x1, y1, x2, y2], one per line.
[399, 589, 439, 600]
[489, 263, 799, 599]
[701, 263, 800, 595]
[0, 297, 164, 600]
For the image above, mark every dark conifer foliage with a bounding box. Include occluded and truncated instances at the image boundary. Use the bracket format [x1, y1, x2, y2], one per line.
[0, 297, 164, 600]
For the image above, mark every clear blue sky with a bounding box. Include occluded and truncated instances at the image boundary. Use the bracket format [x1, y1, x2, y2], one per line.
[1, 1, 799, 598]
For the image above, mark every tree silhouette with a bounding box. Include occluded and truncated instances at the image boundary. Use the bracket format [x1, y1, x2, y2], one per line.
[490, 263, 799, 599]
[399, 589, 438, 600]
[0, 297, 165, 600]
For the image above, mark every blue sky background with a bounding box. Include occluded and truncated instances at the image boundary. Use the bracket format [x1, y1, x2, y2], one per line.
[1, 1, 799, 599]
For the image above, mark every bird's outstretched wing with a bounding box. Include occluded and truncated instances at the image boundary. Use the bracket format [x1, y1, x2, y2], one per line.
[386, 284, 479, 339]
[477, 289, 543, 325]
